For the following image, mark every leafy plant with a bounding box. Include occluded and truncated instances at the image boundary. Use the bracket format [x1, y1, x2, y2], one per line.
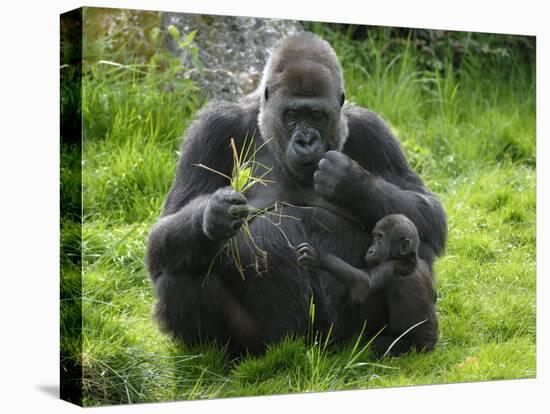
[195, 136, 274, 279]
[166, 25, 203, 71]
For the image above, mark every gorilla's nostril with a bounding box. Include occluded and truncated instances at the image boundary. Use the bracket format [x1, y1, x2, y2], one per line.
[297, 135, 313, 146]
[295, 137, 308, 147]
[296, 134, 319, 149]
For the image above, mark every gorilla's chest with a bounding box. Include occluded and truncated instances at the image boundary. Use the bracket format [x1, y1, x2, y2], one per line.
[295, 205, 372, 267]
[245, 194, 371, 269]
[237, 177, 371, 271]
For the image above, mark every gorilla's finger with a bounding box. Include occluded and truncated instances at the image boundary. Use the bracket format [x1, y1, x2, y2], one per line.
[318, 158, 330, 170]
[297, 245, 315, 254]
[314, 168, 335, 180]
[315, 173, 335, 187]
[297, 246, 312, 255]
[296, 242, 312, 249]
[231, 218, 245, 230]
[229, 204, 251, 218]
[314, 183, 326, 195]
[313, 170, 325, 183]
[221, 188, 247, 205]
[320, 156, 338, 171]
[324, 150, 345, 163]
[298, 253, 313, 265]
[314, 175, 335, 191]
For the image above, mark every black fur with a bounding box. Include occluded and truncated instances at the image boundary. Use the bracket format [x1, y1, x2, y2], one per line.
[146, 33, 447, 355]
[297, 214, 438, 356]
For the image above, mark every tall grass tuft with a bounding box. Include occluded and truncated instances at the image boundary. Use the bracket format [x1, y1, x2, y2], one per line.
[196, 135, 274, 279]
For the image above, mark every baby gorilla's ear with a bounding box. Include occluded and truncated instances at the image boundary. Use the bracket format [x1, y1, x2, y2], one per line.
[399, 238, 412, 256]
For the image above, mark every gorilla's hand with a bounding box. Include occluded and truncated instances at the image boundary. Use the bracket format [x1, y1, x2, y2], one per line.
[296, 243, 321, 268]
[203, 186, 250, 241]
[313, 150, 371, 203]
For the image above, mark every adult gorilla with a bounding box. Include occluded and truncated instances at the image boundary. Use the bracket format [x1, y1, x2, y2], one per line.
[146, 32, 447, 355]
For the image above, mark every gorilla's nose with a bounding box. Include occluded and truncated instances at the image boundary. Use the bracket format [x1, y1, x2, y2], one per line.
[295, 133, 316, 147]
[294, 131, 321, 154]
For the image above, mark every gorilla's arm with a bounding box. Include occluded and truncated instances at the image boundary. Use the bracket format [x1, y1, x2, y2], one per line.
[319, 256, 394, 302]
[315, 107, 447, 264]
[354, 172, 446, 265]
[146, 103, 251, 279]
[296, 243, 398, 301]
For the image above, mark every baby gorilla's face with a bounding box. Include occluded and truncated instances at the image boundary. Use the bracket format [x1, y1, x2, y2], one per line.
[364, 214, 419, 268]
[364, 223, 390, 268]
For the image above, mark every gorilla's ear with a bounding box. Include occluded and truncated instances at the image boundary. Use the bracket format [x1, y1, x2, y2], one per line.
[399, 238, 412, 256]
[340, 92, 345, 107]
[264, 86, 269, 101]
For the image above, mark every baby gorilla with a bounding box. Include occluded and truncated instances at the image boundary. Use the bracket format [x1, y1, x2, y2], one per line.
[297, 214, 438, 356]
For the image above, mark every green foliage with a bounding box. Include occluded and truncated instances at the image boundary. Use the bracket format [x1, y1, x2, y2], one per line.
[303, 22, 535, 75]
[167, 26, 203, 70]
[61, 14, 536, 405]
[81, 27, 204, 223]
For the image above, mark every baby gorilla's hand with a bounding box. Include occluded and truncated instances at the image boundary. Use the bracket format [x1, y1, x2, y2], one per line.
[296, 243, 321, 268]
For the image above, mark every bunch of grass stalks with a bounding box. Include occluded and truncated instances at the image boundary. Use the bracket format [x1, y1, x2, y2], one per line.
[195, 135, 293, 280]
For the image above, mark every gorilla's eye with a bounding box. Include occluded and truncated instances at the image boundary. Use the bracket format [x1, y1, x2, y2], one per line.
[286, 109, 298, 119]
[311, 110, 325, 121]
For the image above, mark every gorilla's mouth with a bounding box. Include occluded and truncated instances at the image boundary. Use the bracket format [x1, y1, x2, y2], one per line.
[287, 157, 320, 182]
[299, 159, 320, 168]
[286, 147, 323, 177]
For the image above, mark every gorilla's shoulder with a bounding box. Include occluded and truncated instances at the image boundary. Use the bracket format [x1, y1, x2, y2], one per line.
[343, 104, 395, 146]
[195, 94, 260, 126]
[184, 95, 261, 145]
[194, 101, 245, 125]
[342, 104, 409, 176]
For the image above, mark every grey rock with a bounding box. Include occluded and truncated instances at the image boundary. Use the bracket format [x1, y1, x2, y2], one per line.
[161, 12, 303, 101]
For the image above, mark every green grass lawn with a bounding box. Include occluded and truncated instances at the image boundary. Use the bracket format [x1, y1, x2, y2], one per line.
[61, 22, 536, 406]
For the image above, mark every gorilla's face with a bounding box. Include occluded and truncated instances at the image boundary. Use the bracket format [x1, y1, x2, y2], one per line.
[282, 96, 332, 173]
[364, 222, 391, 268]
[259, 61, 348, 184]
[364, 215, 419, 268]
